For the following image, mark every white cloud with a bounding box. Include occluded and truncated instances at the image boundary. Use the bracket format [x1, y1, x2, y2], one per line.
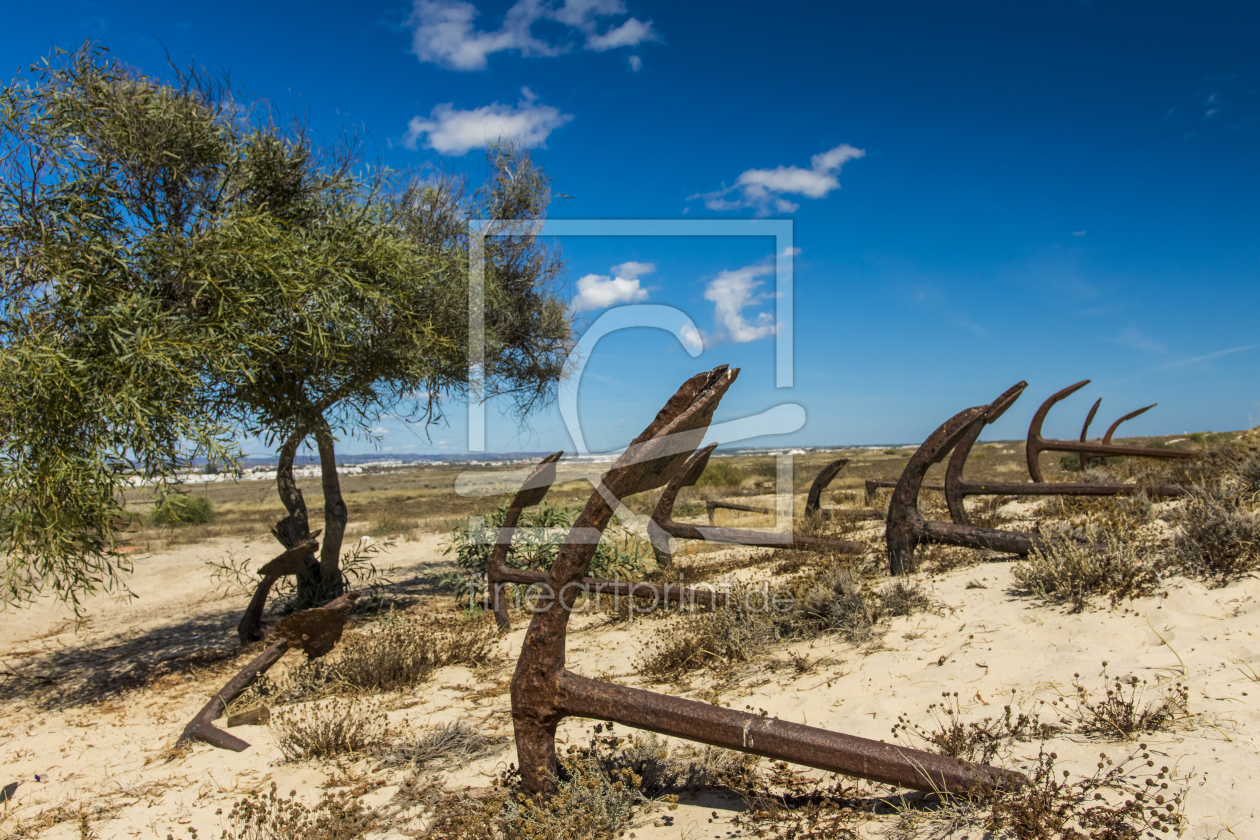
[780, 246, 801, 257]
[704, 263, 775, 343]
[690, 143, 865, 217]
[680, 322, 704, 353]
[1071, 230, 1087, 236]
[571, 261, 654, 311]
[627, 54, 642, 72]
[610, 260, 654, 278]
[402, 88, 573, 155]
[406, 0, 658, 71]
[1114, 326, 1168, 355]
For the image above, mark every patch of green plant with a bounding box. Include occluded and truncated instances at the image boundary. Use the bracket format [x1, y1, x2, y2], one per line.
[693, 458, 746, 488]
[147, 491, 216, 527]
[444, 500, 650, 582]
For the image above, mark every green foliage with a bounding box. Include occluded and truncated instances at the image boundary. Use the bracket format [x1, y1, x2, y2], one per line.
[693, 458, 746, 488]
[444, 500, 650, 581]
[146, 492, 216, 527]
[0, 44, 572, 608]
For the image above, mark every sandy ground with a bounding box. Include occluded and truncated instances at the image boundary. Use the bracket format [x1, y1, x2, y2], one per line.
[2, 523, 1259, 840]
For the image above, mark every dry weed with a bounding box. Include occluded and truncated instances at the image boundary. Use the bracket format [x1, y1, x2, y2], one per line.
[218, 782, 376, 840]
[269, 697, 388, 761]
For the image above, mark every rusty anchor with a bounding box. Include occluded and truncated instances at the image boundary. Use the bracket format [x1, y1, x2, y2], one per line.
[887, 385, 1060, 576]
[804, 459, 883, 522]
[865, 478, 944, 505]
[648, 444, 869, 568]
[237, 533, 322, 644]
[1078, 399, 1158, 470]
[1026, 381, 1194, 483]
[705, 499, 775, 523]
[511, 365, 1019, 797]
[486, 452, 726, 631]
[943, 384, 1186, 526]
[182, 592, 358, 751]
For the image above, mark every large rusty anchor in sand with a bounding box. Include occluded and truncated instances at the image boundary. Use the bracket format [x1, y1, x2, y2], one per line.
[486, 452, 725, 631]
[1026, 380, 1195, 483]
[511, 366, 1019, 796]
[182, 592, 358, 751]
[886, 383, 1060, 575]
[648, 445, 869, 569]
[943, 383, 1188, 526]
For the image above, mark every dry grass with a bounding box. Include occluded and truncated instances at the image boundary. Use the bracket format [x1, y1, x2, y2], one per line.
[377, 719, 508, 771]
[269, 697, 389, 761]
[219, 782, 377, 840]
[276, 611, 498, 701]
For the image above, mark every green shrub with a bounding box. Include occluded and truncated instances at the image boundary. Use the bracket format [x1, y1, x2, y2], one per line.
[693, 458, 746, 488]
[445, 501, 649, 580]
[147, 491, 216, 527]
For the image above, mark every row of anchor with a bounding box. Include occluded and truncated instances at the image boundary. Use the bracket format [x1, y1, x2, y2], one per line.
[183, 369, 1199, 803]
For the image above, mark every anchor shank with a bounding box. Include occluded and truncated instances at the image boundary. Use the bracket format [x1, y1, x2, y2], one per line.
[559, 671, 1014, 793]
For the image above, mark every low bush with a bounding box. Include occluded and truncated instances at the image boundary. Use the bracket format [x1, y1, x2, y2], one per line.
[279, 610, 498, 700]
[378, 719, 507, 770]
[1174, 488, 1260, 584]
[1012, 531, 1170, 612]
[219, 782, 376, 840]
[445, 501, 650, 581]
[269, 697, 388, 761]
[147, 491, 216, 527]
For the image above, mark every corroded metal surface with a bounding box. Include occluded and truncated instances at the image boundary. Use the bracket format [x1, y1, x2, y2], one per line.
[706, 500, 774, 524]
[803, 459, 883, 521]
[944, 386, 1185, 526]
[649, 444, 868, 565]
[487, 452, 563, 630]
[511, 367, 1020, 797]
[1077, 398, 1102, 470]
[238, 533, 322, 644]
[1025, 381, 1194, 483]
[865, 478, 943, 504]
[186, 592, 357, 751]
[887, 384, 1046, 575]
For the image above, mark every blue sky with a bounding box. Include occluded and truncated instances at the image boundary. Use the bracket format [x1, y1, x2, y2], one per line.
[6, 1, 1260, 457]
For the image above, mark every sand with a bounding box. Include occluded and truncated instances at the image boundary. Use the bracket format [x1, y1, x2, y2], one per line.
[2, 525, 1258, 840]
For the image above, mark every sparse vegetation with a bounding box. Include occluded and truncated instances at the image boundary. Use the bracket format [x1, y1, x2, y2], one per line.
[1063, 666, 1191, 740]
[378, 719, 508, 771]
[219, 783, 377, 840]
[893, 691, 1059, 765]
[885, 744, 1186, 840]
[269, 697, 388, 761]
[445, 500, 650, 583]
[1013, 531, 1170, 612]
[277, 610, 497, 700]
[694, 459, 747, 488]
[1174, 486, 1260, 584]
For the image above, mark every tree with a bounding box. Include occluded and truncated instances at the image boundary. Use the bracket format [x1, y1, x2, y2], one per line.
[0, 45, 572, 611]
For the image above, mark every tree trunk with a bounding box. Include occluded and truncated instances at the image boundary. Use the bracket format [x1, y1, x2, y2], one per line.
[271, 425, 322, 602]
[312, 414, 348, 597]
